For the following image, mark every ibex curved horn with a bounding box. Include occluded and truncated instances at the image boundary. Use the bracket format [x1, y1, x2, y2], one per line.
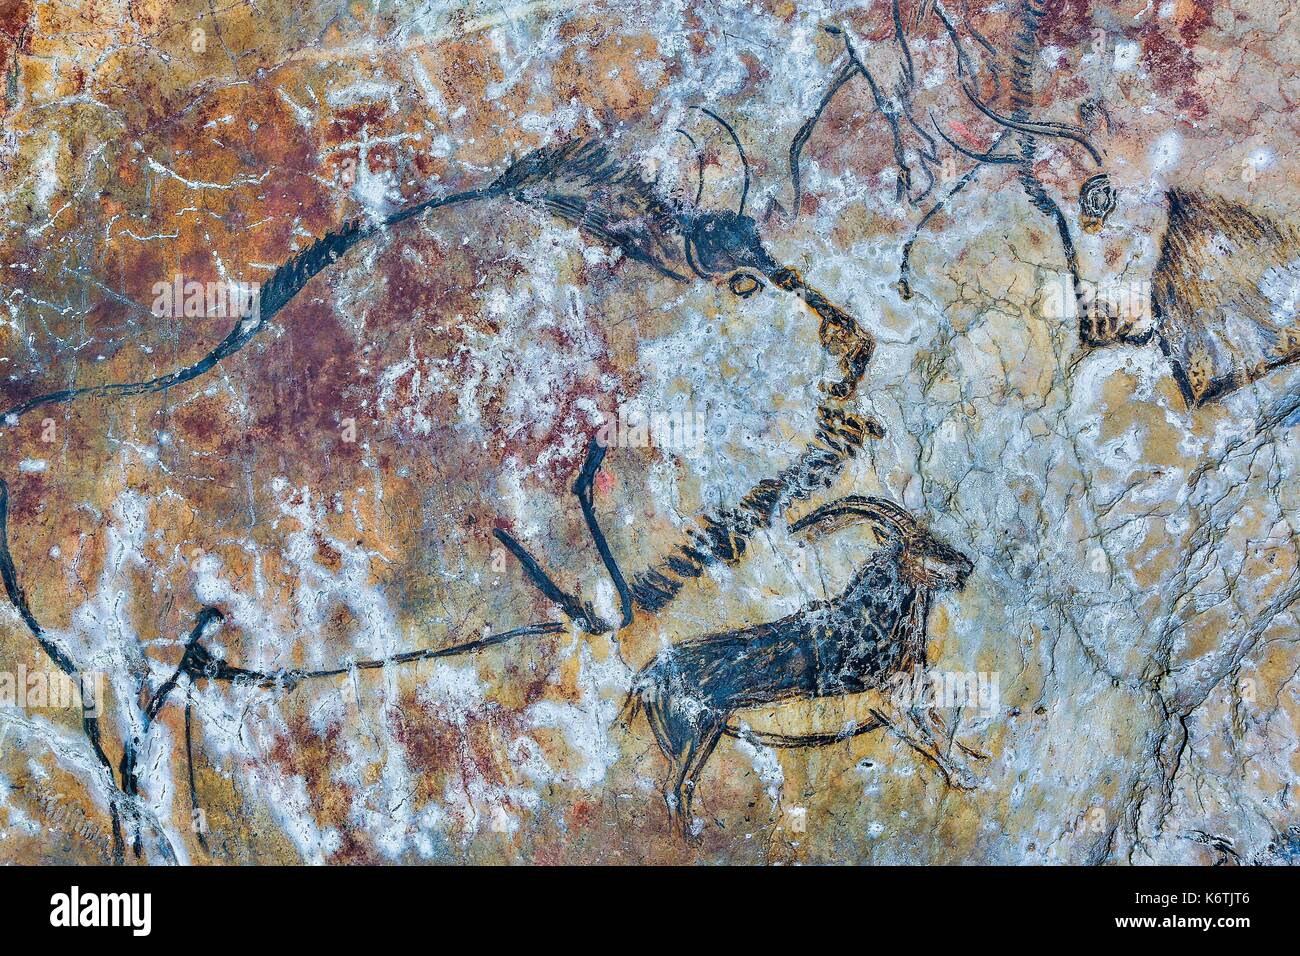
[958, 78, 1103, 166]
[790, 494, 921, 543]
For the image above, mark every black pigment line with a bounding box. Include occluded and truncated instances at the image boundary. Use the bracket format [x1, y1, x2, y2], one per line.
[892, 0, 917, 88]
[572, 438, 634, 631]
[789, 57, 858, 215]
[129, 607, 565, 854]
[493, 529, 606, 634]
[959, 81, 1101, 165]
[698, 106, 751, 217]
[183, 696, 207, 853]
[119, 606, 223, 856]
[0, 476, 127, 863]
[847, 37, 915, 204]
[898, 129, 1011, 299]
[494, 438, 635, 635]
[166, 618, 566, 692]
[1004, 0, 1088, 303]
[1, 188, 490, 426]
[629, 406, 877, 613]
[675, 128, 707, 206]
[721, 717, 884, 748]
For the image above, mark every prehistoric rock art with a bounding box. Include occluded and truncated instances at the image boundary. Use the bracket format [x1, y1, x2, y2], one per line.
[623, 495, 977, 836]
[798, 0, 1300, 408]
[0, 0, 1296, 866]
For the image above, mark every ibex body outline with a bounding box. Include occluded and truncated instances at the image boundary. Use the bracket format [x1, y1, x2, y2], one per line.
[621, 494, 979, 837]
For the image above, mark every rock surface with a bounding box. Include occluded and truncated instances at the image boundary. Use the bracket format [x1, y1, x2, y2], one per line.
[0, 0, 1297, 864]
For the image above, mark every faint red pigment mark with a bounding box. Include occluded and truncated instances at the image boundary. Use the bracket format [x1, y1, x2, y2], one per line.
[519, 320, 627, 492]
[0, 0, 31, 40]
[1058, 75, 1090, 101]
[1139, 25, 1208, 122]
[1037, 0, 1094, 48]
[570, 800, 598, 828]
[391, 692, 526, 797]
[328, 102, 389, 142]
[261, 714, 377, 863]
[531, 843, 566, 865]
[1178, 1, 1217, 45]
[0, 1, 32, 129]
[949, 120, 988, 150]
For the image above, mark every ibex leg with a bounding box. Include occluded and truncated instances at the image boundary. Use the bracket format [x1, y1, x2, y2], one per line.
[868, 702, 977, 790]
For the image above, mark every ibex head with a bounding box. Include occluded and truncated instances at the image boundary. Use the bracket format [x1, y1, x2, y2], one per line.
[790, 494, 974, 592]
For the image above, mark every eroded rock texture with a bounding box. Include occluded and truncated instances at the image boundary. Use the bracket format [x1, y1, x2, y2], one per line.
[1, 0, 1298, 865]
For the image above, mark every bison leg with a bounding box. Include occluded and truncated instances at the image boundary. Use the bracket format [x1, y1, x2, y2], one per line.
[671, 721, 726, 841]
[492, 437, 631, 635]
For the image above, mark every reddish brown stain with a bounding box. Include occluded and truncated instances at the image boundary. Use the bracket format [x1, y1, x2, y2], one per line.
[264, 711, 369, 861]
[1038, 0, 1095, 48]
[1179, 1, 1217, 45]
[0, 0, 31, 38]
[1140, 25, 1208, 121]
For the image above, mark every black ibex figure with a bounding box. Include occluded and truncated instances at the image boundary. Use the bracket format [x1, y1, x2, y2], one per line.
[621, 494, 978, 837]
